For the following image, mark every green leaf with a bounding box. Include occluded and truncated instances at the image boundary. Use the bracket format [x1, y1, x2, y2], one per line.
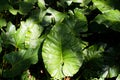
[25, 20, 43, 48]
[0, 37, 2, 53]
[21, 70, 36, 80]
[63, 9, 88, 36]
[94, 10, 120, 32]
[72, 0, 83, 3]
[14, 18, 43, 48]
[46, 8, 67, 23]
[83, 44, 105, 61]
[74, 8, 88, 32]
[0, 18, 7, 28]
[42, 23, 84, 79]
[38, 0, 46, 10]
[9, 7, 18, 15]
[116, 74, 120, 80]
[3, 48, 39, 78]
[81, 44, 106, 80]
[24, 0, 37, 3]
[0, 0, 10, 11]
[19, 1, 33, 15]
[107, 66, 119, 78]
[92, 0, 120, 13]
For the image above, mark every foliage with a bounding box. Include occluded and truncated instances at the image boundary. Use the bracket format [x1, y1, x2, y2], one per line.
[0, 0, 120, 80]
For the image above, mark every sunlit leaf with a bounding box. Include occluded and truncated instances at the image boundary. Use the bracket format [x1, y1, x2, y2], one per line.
[38, 0, 46, 9]
[42, 23, 84, 79]
[94, 10, 120, 32]
[92, 0, 120, 13]
[46, 8, 67, 22]
[72, 0, 83, 3]
[116, 74, 120, 80]
[107, 66, 119, 78]
[0, 18, 7, 28]
[14, 18, 43, 48]
[9, 7, 18, 15]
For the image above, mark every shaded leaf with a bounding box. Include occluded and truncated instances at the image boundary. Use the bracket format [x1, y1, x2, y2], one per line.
[0, 37, 2, 53]
[81, 44, 106, 80]
[3, 48, 39, 78]
[74, 8, 88, 33]
[0, 0, 10, 11]
[19, 1, 33, 15]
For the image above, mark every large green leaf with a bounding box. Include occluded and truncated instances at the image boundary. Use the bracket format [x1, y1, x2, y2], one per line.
[42, 23, 85, 79]
[94, 10, 120, 32]
[3, 48, 39, 78]
[92, 0, 120, 13]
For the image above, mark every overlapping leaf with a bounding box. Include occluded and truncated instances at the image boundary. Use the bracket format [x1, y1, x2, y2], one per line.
[6, 18, 43, 49]
[42, 23, 86, 79]
[94, 10, 120, 32]
[92, 0, 120, 13]
[3, 48, 39, 78]
[63, 8, 88, 36]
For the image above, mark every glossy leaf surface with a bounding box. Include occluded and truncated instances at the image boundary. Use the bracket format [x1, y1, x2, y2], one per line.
[42, 23, 84, 79]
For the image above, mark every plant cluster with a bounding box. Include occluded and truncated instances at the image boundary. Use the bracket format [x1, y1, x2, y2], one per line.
[0, 0, 120, 80]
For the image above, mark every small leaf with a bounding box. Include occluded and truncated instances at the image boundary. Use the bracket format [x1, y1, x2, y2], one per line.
[46, 8, 67, 22]
[38, 0, 46, 9]
[108, 66, 119, 78]
[72, 0, 83, 3]
[42, 23, 84, 79]
[0, 18, 7, 28]
[9, 7, 18, 15]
